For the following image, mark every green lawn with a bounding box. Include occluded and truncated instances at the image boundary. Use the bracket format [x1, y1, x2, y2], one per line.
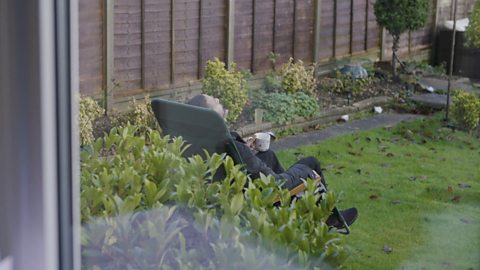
[277, 115, 480, 270]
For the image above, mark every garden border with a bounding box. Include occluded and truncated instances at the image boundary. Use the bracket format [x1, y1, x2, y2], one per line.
[236, 96, 393, 137]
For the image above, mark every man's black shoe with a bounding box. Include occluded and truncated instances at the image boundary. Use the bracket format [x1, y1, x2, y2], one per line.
[326, 207, 358, 229]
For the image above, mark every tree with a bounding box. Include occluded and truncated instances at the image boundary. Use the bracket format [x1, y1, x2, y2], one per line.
[465, 0, 480, 48]
[374, 0, 431, 76]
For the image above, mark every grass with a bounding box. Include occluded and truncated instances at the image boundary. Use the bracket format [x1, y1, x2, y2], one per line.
[276, 114, 480, 270]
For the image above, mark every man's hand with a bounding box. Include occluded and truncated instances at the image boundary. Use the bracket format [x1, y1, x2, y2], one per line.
[245, 136, 256, 151]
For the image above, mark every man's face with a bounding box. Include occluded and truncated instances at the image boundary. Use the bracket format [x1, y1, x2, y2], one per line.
[204, 95, 228, 119]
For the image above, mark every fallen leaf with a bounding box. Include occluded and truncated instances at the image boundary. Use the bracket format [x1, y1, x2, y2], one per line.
[460, 218, 473, 224]
[451, 195, 462, 203]
[383, 244, 393, 254]
[458, 183, 472, 189]
[447, 186, 453, 193]
[419, 175, 428, 181]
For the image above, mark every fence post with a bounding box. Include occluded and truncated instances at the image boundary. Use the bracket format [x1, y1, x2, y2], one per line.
[198, 0, 203, 79]
[226, 0, 235, 69]
[104, 0, 114, 112]
[313, 0, 322, 63]
[431, 0, 441, 63]
[171, 0, 176, 84]
[251, 0, 256, 73]
[380, 27, 388, 61]
[140, 0, 145, 89]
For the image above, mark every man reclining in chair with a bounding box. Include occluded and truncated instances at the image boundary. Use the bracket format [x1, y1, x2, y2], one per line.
[187, 94, 358, 230]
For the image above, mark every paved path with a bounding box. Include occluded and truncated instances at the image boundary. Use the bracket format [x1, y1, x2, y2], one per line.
[418, 77, 479, 93]
[271, 113, 419, 151]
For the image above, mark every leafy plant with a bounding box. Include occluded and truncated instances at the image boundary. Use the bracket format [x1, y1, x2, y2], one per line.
[279, 58, 317, 96]
[79, 97, 105, 145]
[451, 91, 480, 131]
[465, 0, 480, 48]
[262, 73, 283, 93]
[80, 124, 348, 268]
[374, 0, 431, 76]
[202, 58, 249, 123]
[318, 72, 376, 97]
[251, 92, 319, 124]
[123, 95, 160, 133]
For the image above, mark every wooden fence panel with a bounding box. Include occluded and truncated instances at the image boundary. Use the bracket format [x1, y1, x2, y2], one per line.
[78, 0, 477, 98]
[114, 0, 142, 96]
[274, 0, 295, 66]
[366, 0, 380, 50]
[200, 0, 227, 75]
[253, 0, 275, 72]
[234, 0, 254, 70]
[351, 0, 367, 53]
[143, 0, 172, 90]
[318, 0, 334, 61]
[334, 0, 351, 57]
[294, 0, 314, 63]
[174, 0, 201, 84]
[79, 0, 104, 96]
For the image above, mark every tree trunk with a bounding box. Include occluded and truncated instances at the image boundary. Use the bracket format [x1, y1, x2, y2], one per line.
[392, 34, 400, 77]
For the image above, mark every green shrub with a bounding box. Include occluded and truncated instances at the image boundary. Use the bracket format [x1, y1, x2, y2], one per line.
[82, 95, 159, 143]
[79, 97, 104, 145]
[465, 0, 480, 48]
[80, 125, 347, 268]
[202, 58, 249, 123]
[318, 72, 376, 97]
[262, 73, 283, 93]
[451, 91, 480, 131]
[279, 58, 317, 96]
[374, 0, 431, 76]
[123, 95, 160, 133]
[252, 92, 319, 124]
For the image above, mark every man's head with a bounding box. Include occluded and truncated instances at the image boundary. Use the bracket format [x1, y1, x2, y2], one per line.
[187, 94, 228, 119]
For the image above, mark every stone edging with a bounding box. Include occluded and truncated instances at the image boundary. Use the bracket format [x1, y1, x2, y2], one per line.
[236, 96, 393, 137]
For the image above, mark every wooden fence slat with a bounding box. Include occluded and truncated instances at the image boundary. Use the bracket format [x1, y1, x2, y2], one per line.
[171, 0, 175, 84]
[104, 0, 114, 110]
[227, 0, 235, 68]
[313, 0, 322, 63]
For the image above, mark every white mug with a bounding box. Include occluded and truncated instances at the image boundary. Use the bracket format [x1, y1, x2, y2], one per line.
[254, 132, 271, 152]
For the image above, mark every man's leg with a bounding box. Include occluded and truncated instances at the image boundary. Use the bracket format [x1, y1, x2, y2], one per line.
[293, 157, 326, 186]
[255, 150, 285, 174]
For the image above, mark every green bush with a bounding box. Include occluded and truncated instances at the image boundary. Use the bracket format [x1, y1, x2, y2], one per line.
[374, 0, 431, 75]
[80, 125, 347, 268]
[251, 92, 319, 124]
[465, 0, 480, 48]
[202, 58, 249, 123]
[279, 58, 317, 96]
[79, 97, 104, 145]
[262, 73, 283, 93]
[451, 91, 480, 131]
[318, 72, 376, 97]
[80, 95, 159, 145]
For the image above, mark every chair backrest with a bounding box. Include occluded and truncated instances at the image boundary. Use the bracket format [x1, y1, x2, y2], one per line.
[151, 98, 244, 166]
